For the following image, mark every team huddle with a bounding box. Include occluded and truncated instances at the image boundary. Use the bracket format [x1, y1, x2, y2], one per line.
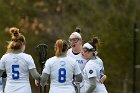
[0, 27, 108, 93]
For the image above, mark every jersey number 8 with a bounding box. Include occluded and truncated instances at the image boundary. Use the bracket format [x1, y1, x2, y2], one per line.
[58, 68, 66, 83]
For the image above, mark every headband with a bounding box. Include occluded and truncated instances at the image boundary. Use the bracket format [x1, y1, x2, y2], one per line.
[70, 32, 82, 39]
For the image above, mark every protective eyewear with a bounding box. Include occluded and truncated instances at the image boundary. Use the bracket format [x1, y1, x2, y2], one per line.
[69, 38, 80, 43]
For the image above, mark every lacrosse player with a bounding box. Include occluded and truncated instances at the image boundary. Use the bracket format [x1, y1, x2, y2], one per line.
[40, 39, 83, 93]
[67, 27, 87, 93]
[81, 37, 108, 93]
[0, 27, 40, 93]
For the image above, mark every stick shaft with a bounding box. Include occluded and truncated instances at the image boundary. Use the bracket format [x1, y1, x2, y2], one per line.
[76, 83, 80, 93]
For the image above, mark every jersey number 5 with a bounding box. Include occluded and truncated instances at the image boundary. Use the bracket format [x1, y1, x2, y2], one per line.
[58, 68, 66, 83]
[12, 65, 19, 79]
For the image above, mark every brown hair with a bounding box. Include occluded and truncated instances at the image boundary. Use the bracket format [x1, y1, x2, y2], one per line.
[75, 27, 81, 33]
[7, 27, 26, 51]
[88, 36, 100, 51]
[55, 39, 68, 57]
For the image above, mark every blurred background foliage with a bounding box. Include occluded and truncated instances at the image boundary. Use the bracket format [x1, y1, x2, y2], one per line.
[0, 0, 140, 93]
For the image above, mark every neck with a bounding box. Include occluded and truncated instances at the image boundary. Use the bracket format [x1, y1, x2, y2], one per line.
[86, 56, 96, 61]
[6, 49, 23, 53]
[72, 46, 82, 53]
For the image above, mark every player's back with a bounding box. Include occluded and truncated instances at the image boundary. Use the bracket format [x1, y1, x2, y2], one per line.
[47, 56, 80, 86]
[0, 52, 35, 83]
[0, 52, 35, 93]
[96, 56, 104, 69]
[44, 56, 81, 93]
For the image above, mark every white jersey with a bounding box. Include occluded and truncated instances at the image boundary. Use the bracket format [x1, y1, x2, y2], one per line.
[67, 48, 87, 71]
[43, 56, 81, 93]
[0, 53, 36, 93]
[96, 56, 104, 76]
[67, 48, 87, 93]
[83, 58, 108, 93]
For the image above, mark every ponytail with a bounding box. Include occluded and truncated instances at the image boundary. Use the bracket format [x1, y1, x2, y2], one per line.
[88, 36, 100, 51]
[7, 27, 26, 50]
[75, 27, 81, 33]
[55, 39, 68, 57]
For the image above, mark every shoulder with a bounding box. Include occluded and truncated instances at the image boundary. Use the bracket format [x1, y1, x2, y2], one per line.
[96, 56, 103, 62]
[19, 53, 33, 59]
[45, 56, 56, 65]
[0, 53, 11, 61]
[21, 52, 31, 56]
[66, 56, 75, 59]
[96, 56, 103, 66]
[67, 48, 72, 52]
[46, 56, 56, 62]
[16, 53, 34, 63]
[86, 59, 98, 67]
[66, 48, 72, 55]
[66, 56, 76, 62]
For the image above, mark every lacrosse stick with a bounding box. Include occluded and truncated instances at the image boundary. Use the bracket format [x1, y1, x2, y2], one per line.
[76, 82, 80, 93]
[72, 76, 81, 93]
[36, 44, 48, 93]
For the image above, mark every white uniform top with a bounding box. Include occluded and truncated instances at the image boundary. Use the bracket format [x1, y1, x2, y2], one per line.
[0, 53, 36, 93]
[67, 48, 87, 93]
[67, 48, 87, 71]
[83, 58, 108, 93]
[0, 77, 3, 93]
[43, 56, 81, 93]
[96, 56, 104, 75]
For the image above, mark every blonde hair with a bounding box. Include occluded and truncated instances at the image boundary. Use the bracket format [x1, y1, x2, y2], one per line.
[7, 27, 26, 51]
[55, 39, 68, 57]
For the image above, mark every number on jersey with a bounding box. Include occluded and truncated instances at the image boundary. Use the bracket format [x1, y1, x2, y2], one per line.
[58, 68, 66, 83]
[12, 65, 19, 79]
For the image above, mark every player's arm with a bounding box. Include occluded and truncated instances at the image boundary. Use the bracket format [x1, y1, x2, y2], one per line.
[86, 77, 96, 93]
[0, 70, 5, 91]
[2, 77, 6, 91]
[29, 68, 40, 81]
[0, 70, 4, 77]
[40, 73, 49, 87]
[73, 59, 83, 83]
[1, 71, 7, 92]
[100, 74, 107, 83]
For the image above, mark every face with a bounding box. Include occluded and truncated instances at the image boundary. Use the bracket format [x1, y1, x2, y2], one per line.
[81, 48, 93, 60]
[69, 35, 82, 48]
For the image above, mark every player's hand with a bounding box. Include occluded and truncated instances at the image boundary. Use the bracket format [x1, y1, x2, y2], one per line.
[35, 80, 39, 86]
[46, 82, 49, 86]
[100, 74, 107, 83]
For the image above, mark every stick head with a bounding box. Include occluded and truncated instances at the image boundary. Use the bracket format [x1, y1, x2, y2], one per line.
[35, 44, 48, 65]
